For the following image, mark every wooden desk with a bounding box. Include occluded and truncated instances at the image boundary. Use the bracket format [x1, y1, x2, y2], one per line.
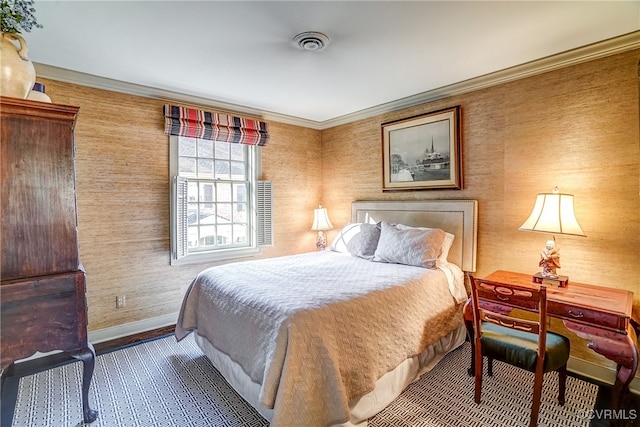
[463, 270, 638, 414]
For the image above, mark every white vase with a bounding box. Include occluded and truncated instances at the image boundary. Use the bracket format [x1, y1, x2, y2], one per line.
[27, 82, 51, 103]
[0, 32, 37, 99]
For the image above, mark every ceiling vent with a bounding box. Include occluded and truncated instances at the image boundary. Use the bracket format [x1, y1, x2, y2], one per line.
[293, 32, 330, 51]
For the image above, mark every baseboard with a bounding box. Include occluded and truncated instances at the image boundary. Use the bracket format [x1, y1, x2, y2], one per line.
[88, 312, 179, 344]
[569, 356, 640, 395]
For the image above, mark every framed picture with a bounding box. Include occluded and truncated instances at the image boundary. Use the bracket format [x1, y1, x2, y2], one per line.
[382, 106, 461, 191]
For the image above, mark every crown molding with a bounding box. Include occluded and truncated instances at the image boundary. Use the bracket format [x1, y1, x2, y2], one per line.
[35, 31, 640, 131]
[319, 31, 640, 129]
[33, 63, 324, 130]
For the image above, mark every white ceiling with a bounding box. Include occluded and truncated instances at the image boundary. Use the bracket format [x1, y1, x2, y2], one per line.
[25, 1, 640, 127]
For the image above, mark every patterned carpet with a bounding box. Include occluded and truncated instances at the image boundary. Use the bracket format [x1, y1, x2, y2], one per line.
[12, 336, 598, 427]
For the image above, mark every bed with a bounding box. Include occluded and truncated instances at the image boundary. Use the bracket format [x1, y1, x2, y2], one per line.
[175, 199, 478, 427]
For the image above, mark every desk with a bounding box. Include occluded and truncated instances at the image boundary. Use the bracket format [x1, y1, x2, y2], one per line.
[463, 270, 639, 413]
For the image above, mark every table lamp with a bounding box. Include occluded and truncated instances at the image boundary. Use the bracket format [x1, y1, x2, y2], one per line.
[518, 187, 586, 287]
[311, 205, 333, 251]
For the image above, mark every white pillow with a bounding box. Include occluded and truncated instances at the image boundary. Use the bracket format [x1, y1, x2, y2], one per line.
[395, 223, 454, 265]
[329, 222, 381, 260]
[439, 231, 455, 265]
[373, 222, 446, 269]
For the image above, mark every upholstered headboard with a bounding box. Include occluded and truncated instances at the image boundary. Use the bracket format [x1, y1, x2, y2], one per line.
[351, 200, 478, 272]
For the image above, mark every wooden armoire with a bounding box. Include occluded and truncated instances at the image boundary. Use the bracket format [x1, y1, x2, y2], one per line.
[0, 97, 97, 424]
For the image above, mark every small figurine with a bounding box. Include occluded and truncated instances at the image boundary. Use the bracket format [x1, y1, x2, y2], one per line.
[539, 239, 561, 278]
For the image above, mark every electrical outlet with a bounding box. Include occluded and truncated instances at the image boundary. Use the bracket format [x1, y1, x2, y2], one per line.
[116, 295, 126, 308]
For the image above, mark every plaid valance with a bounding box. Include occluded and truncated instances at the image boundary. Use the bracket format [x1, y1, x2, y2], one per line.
[163, 104, 269, 146]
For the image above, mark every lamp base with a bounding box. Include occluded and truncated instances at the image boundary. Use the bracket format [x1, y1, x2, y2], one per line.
[532, 272, 569, 288]
[316, 231, 327, 251]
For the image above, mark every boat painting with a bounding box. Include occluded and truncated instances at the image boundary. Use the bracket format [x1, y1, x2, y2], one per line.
[382, 106, 461, 191]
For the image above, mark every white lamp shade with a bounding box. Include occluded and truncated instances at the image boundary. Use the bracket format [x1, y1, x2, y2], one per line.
[311, 207, 333, 231]
[519, 192, 586, 237]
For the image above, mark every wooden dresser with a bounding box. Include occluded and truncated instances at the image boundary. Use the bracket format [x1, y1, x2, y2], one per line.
[0, 97, 97, 423]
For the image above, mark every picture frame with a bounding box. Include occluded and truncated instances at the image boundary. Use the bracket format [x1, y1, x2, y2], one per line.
[381, 106, 461, 191]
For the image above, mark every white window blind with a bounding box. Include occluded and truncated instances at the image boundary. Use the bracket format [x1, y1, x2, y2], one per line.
[257, 180, 273, 246]
[173, 176, 189, 260]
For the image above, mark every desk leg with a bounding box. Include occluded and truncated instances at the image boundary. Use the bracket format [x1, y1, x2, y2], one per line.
[563, 321, 639, 413]
[463, 299, 476, 376]
[70, 344, 99, 424]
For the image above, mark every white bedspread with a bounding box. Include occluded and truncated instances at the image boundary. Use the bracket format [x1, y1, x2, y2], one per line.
[176, 251, 465, 427]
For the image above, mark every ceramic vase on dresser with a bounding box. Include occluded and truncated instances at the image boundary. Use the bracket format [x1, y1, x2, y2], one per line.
[0, 32, 36, 99]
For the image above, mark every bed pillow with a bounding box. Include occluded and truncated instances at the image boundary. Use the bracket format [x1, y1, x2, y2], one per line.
[329, 223, 360, 253]
[439, 231, 455, 265]
[373, 221, 446, 269]
[395, 223, 455, 265]
[329, 222, 381, 259]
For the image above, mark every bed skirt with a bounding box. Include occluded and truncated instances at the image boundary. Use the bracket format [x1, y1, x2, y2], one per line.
[193, 325, 467, 426]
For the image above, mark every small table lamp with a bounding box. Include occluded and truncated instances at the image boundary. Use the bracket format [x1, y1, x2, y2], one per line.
[518, 187, 586, 287]
[311, 205, 333, 251]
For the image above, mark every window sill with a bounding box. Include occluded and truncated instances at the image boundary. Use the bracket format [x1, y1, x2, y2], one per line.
[170, 247, 262, 266]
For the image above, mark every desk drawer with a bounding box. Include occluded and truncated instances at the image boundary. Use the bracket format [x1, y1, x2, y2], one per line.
[548, 301, 627, 332]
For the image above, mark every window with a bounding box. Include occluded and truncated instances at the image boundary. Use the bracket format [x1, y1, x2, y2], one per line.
[170, 135, 262, 265]
[163, 103, 271, 264]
